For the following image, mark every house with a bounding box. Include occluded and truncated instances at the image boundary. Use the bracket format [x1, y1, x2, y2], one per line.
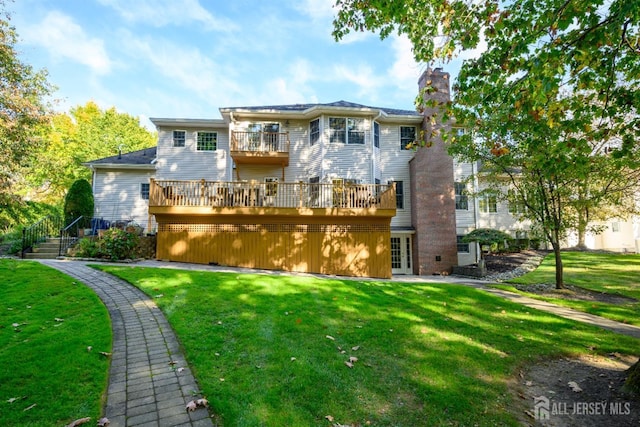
[85, 67, 639, 277]
[85, 68, 459, 278]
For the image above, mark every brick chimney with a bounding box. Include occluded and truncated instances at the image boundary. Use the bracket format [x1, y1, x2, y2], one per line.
[409, 68, 458, 274]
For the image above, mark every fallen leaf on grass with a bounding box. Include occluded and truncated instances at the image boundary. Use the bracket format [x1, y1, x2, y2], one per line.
[325, 415, 334, 422]
[290, 357, 296, 361]
[348, 356, 358, 364]
[326, 335, 335, 341]
[87, 346, 92, 352]
[351, 346, 360, 351]
[23, 403, 36, 411]
[97, 417, 110, 426]
[568, 381, 583, 392]
[99, 352, 112, 358]
[64, 417, 91, 427]
[344, 361, 354, 368]
[55, 318, 64, 322]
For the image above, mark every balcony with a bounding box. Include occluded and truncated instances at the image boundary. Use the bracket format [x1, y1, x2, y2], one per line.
[230, 131, 290, 166]
[149, 179, 396, 218]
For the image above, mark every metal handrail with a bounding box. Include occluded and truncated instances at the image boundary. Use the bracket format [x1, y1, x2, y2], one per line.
[21, 214, 63, 259]
[59, 216, 86, 256]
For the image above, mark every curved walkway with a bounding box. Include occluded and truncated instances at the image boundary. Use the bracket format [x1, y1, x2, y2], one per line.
[39, 259, 213, 427]
[38, 259, 639, 426]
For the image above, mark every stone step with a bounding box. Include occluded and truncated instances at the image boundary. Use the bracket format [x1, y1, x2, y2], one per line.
[24, 252, 59, 260]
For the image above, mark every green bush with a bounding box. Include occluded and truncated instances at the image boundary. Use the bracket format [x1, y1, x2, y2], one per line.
[75, 237, 101, 258]
[101, 228, 139, 261]
[63, 179, 94, 228]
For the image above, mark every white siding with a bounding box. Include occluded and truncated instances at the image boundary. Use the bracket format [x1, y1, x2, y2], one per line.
[93, 168, 155, 231]
[378, 124, 414, 227]
[155, 125, 229, 181]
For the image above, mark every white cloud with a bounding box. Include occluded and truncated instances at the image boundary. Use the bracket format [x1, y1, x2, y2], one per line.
[121, 32, 242, 105]
[332, 63, 383, 99]
[292, 0, 335, 20]
[20, 11, 112, 75]
[98, 0, 238, 32]
[387, 34, 423, 92]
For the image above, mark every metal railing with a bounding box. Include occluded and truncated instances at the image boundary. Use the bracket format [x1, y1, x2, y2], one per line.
[231, 131, 290, 153]
[149, 179, 396, 210]
[21, 214, 64, 259]
[59, 216, 89, 256]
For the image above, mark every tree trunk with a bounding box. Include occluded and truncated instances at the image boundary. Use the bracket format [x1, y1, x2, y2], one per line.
[624, 358, 640, 395]
[576, 208, 589, 250]
[551, 236, 564, 289]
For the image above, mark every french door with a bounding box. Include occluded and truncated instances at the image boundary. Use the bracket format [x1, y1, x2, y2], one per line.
[391, 234, 412, 275]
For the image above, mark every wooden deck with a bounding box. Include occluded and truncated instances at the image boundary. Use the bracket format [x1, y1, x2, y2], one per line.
[149, 180, 396, 278]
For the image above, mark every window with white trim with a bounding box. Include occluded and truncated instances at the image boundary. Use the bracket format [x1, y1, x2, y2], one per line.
[454, 182, 468, 210]
[265, 177, 278, 197]
[329, 117, 365, 144]
[140, 183, 150, 200]
[457, 235, 469, 253]
[508, 189, 526, 214]
[374, 121, 380, 148]
[197, 131, 217, 151]
[310, 119, 320, 146]
[173, 130, 185, 147]
[479, 194, 498, 213]
[389, 180, 404, 209]
[400, 126, 416, 150]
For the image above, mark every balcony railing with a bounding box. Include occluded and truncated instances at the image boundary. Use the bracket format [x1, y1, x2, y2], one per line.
[149, 179, 396, 210]
[230, 131, 290, 153]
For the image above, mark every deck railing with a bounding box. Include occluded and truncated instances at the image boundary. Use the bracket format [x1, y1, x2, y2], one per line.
[230, 131, 290, 153]
[149, 179, 396, 210]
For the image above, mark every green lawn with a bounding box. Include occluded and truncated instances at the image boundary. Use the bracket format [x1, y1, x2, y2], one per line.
[0, 260, 111, 427]
[500, 252, 640, 326]
[98, 264, 639, 427]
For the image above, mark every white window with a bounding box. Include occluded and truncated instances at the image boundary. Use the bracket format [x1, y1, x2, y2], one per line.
[329, 117, 365, 144]
[454, 182, 468, 210]
[140, 183, 150, 200]
[310, 119, 320, 146]
[197, 132, 217, 151]
[457, 235, 469, 253]
[265, 177, 278, 197]
[400, 126, 416, 150]
[479, 194, 498, 213]
[611, 222, 620, 232]
[389, 180, 404, 209]
[173, 130, 185, 147]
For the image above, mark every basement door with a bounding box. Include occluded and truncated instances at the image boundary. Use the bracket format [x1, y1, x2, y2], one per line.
[390, 234, 412, 275]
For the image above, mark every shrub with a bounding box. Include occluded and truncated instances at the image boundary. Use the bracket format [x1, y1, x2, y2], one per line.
[63, 179, 94, 228]
[101, 228, 139, 261]
[75, 237, 101, 258]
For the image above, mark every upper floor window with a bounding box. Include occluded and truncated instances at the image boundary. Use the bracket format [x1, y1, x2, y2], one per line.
[479, 194, 498, 213]
[197, 132, 217, 151]
[265, 177, 279, 197]
[140, 183, 150, 200]
[310, 119, 320, 146]
[400, 126, 416, 150]
[329, 117, 365, 144]
[508, 190, 526, 214]
[374, 122, 380, 148]
[454, 182, 468, 210]
[390, 180, 404, 209]
[173, 130, 186, 147]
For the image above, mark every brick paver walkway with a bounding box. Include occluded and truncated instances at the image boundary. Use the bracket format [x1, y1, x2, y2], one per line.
[40, 260, 213, 427]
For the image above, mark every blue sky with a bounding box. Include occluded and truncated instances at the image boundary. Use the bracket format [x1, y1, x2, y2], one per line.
[10, 0, 464, 128]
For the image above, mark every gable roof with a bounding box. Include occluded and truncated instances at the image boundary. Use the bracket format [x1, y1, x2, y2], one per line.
[220, 101, 421, 122]
[84, 146, 157, 169]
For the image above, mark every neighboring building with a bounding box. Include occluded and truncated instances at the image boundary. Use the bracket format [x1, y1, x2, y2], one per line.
[84, 68, 639, 278]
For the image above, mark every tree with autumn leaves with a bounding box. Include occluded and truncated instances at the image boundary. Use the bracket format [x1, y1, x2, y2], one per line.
[333, 0, 640, 290]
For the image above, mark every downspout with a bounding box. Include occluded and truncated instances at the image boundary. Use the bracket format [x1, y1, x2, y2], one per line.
[472, 160, 480, 263]
[372, 111, 383, 184]
[229, 112, 236, 182]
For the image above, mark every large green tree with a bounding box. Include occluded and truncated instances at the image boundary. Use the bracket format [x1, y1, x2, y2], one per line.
[0, 2, 53, 204]
[333, 0, 640, 289]
[28, 101, 156, 203]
